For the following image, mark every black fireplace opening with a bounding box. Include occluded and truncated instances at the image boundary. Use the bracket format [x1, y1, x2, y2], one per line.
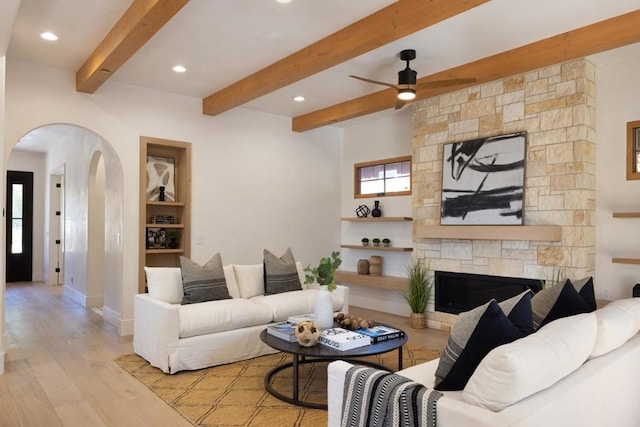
[435, 271, 542, 315]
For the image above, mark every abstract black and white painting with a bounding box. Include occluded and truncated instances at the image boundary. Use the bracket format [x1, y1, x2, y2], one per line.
[440, 132, 526, 225]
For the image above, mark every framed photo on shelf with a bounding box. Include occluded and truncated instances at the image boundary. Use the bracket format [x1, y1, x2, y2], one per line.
[146, 227, 167, 249]
[146, 155, 176, 201]
[440, 132, 526, 225]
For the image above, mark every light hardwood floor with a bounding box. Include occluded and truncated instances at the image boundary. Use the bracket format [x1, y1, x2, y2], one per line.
[0, 282, 448, 426]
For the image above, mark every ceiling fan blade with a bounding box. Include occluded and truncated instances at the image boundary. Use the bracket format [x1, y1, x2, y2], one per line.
[349, 75, 399, 89]
[395, 98, 407, 110]
[415, 77, 477, 90]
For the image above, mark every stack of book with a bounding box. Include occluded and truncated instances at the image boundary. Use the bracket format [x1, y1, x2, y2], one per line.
[150, 215, 175, 224]
[266, 322, 297, 342]
[354, 325, 405, 344]
[319, 328, 370, 351]
[286, 314, 315, 325]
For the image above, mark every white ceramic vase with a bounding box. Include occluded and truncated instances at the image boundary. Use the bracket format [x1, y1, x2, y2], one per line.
[313, 285, 334, 330]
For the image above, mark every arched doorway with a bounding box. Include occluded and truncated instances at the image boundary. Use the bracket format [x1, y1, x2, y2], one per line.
[5, 123, 124, 327]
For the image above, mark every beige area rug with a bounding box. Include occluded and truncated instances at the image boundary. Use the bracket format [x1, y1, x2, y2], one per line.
[116, 344, 440, 427]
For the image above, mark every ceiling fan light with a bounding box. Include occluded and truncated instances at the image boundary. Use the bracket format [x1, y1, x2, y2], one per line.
[397, 88, 416, 101]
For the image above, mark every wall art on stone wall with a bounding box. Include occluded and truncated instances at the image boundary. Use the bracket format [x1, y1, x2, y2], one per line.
[441, 132, 526, 225]
[146, 155, 176, 201]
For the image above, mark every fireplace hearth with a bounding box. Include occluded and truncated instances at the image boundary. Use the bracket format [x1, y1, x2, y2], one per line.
[435, 271, 542, 315]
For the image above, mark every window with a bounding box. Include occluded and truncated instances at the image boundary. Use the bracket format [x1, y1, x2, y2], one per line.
[354, 155, 411, 198]
[627, 120, 640, 180]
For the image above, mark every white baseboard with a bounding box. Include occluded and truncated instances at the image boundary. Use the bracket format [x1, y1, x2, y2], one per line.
[86, 295, 104, 308]
[0, 333, 7, 375]
[103, 306, 133, 337]
[120, 318, 134, 337]
[63, 285, 86, 307]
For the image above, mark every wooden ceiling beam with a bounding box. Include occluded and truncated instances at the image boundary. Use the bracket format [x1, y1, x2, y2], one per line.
[76, 0, 189, 94]
[292, 9, 640, 132]
[202, 0, 490, 116]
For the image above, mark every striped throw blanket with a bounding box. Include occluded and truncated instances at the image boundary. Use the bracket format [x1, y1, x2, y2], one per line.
[341, 366, 442, 427]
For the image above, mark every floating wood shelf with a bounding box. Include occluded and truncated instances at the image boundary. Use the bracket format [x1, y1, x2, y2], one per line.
[341, 244, 413, 252]
[414, 224, 562, 242]
[612, 258, 640, 265]
[146, 201, 186, 207]
[612, 212, 640, 218]
[336, 271, 408, 291]
[341, 217, 412, 222]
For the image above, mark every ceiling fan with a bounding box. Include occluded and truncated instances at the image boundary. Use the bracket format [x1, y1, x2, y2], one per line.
[349, 49, 477, 109]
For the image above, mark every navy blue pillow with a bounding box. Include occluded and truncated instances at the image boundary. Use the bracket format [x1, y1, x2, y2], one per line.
[532, 278, 595, 329]
[434, 299, 528, 391]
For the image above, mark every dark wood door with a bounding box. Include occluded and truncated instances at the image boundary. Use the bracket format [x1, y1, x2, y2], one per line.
[6, 171, 34, 282]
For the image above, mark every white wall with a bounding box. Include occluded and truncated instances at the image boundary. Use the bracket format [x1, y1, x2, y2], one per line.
[6, 150, 46, 281]
[594, 46, 640, 300]
[341, 111, 415, 316]
[3, 59, 343, 335]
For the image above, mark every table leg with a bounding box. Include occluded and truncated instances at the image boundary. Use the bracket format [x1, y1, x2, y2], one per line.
[398, 345, 403, 370]
[293, 354, 299, 401]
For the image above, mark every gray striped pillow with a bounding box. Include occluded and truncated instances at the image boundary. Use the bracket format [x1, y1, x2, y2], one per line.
[180, 254, 231, 304]
[263, 248, 302, 295]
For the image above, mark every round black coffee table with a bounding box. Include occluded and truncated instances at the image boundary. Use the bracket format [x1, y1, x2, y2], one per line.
[260, 324, 407, 409]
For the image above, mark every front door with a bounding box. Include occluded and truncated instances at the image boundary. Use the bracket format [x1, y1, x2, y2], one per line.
[6, 171, 34, 282]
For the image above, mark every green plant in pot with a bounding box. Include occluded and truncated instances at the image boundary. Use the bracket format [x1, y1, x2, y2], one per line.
[361, 238, 369, 246]
[402, 260, 433, 329]
[382, 238, 391, 247]
[304, 251, 342, 292]
[372, 238, 381, 247]
[304, 251, 342, 329]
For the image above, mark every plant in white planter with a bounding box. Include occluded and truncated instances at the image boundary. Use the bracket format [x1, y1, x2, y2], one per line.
[382, 238, 391, 247]
[361, 238, 369, 246]
[372, 238, 381, 247]
[304, 251, 342, 329]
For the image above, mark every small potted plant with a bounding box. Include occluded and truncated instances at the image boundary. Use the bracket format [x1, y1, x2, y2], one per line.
[304, 251, 342, 329]
[382, 238, 391, 247]
[402, 260, 433, 329]
[372, 238, 381, 247]
[361, 237, 369, 246]
[166, 230, 181, 249]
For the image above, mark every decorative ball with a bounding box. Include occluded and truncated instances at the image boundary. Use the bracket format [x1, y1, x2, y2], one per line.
[334, 312, 374, 330]
[294, 320, 321, 347]
[355, 205, 370, 218]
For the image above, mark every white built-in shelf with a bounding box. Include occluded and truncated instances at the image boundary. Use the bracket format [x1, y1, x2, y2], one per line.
[335, 270, 407, 291]
[341, 217, 412, 222]
[413, 224, 562, 242]
[612, 212, 640, 218]
[341, 244, 413, 252]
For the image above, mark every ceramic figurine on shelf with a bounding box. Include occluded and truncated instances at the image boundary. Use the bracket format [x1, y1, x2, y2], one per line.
[371, 200, 382, 217]
[158, 186, 166, 202]
[356, 204, 370, 218]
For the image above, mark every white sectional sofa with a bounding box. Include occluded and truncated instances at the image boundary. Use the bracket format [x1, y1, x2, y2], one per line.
[134, 262, 349, 374]
[328, 298, 640, 427]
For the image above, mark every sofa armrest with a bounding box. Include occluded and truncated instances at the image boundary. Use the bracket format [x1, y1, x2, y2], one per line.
[133, 294, 180, 373]
[328, 360, 352, 427]
[333, 284, 349, 313]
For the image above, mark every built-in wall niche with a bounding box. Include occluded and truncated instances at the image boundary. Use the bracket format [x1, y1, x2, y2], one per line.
[138, 136, 192, 293]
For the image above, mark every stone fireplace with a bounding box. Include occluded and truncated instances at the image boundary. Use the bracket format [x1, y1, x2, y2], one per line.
[412, 58, 596, 331]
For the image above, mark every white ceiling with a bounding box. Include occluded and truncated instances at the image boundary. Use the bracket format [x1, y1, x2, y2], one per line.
[5, 0, 640, 152]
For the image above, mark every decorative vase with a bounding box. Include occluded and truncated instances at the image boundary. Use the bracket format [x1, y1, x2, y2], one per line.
[313, 285, 334, 329]
[168, 237, 179, 249]
[158, 186, 166, 202]
[369, 255, 383, 276]
[410, 312, 427, 329]
[371, 200, 382, 217]
[357, 259, 370, 275]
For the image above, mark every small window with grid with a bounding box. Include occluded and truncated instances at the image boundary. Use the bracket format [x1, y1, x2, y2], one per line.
[354, 156, 411, 198]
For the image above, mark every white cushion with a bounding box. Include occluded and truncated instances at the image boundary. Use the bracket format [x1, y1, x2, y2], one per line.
[233, 264, 264, 298]
[144, 267, 183, 304]
[250, 289, 343, 322]
[224, 264, 240, 299]
[178, 298, 273, 338]
[590, 298, 640, 359]
[463, 312, 597, 412]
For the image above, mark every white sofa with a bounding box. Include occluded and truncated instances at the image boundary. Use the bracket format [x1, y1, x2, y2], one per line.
[134, 262, 349, 374]
[328, 298, 640, 427]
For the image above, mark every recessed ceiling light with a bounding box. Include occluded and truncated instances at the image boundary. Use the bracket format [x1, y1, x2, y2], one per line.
[172, 65, 187, 73]
[276, 0, 292, 3]
[40, 32, 58, 41]
[293, 95, 305, 102]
